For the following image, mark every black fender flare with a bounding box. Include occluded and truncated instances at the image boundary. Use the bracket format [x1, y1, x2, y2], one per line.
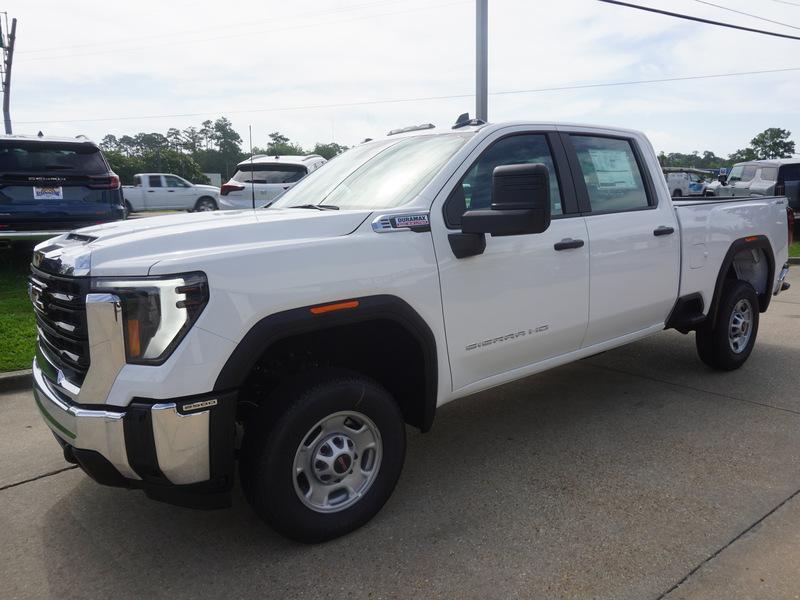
[708, 235, 775, 323]
[213, 294, 439, 432]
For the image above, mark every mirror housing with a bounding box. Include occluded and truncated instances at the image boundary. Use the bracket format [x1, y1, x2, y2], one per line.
[718, 173, 728, 184]
[461, 163, 552, 237]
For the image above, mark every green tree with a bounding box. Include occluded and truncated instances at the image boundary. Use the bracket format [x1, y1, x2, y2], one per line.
[311, 142, 348, 159]
[104, 149, 208, 185]
[728, 147, 758, 163]
[166, 128, 184, 152]
[266, 131, 305, 156]
[181, 126, 202, 154]
[750, 128, 795, 159]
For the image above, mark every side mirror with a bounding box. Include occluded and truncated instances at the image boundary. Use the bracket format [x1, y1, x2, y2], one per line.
[461, 163, 552, 237]
[718, 174, 728, 184]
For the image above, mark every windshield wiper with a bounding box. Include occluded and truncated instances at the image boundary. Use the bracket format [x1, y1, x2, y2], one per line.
[292, 204, 339, 211]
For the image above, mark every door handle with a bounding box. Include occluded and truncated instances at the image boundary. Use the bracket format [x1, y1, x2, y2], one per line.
[653, 226, 675, 236]
[554, 238, 585, 251]
[167, 190, 175, 192]
[147, 190, 155, 193]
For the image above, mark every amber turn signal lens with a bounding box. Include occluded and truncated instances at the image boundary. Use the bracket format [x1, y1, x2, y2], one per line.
[310, 300, 360, 315]
[126, 319, 141, 358]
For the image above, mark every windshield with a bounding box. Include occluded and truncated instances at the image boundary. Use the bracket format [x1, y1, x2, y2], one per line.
[0, 141, 107, 174]
[271, 133, 472, 210]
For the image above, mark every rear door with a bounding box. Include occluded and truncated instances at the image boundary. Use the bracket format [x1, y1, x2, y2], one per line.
[145, 175, 165, 209]
[0, 140, 118, 231]
[560, 130, 680, 347]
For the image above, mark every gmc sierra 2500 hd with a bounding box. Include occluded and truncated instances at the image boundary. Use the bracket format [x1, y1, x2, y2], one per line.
[29, 119, 791, 542]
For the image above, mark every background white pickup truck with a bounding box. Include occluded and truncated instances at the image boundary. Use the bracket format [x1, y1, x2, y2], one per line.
[30, 120, 791, 544]
[122, 173, 220, 213]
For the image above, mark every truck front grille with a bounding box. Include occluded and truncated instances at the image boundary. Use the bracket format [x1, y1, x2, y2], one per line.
[29, 265, 90, 386]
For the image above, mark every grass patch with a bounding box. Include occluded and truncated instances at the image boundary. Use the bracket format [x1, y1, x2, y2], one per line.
[790, 242, 800, 258]
[0, 247, 35, 372]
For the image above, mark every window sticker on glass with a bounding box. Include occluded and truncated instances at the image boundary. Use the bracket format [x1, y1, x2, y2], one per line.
[587, 149, 636, 189]
[33, 186, 63, 200]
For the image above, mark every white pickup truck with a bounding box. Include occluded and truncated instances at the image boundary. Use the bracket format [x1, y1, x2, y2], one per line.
[29, 120, 791, 543]
[122, 173, 220, 213]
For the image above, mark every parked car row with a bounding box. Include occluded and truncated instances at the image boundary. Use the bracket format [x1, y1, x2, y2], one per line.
[0, 133, 328, 243]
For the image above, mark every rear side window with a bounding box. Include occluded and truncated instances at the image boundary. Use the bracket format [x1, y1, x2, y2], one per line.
[780, 164, 800, 182]
[0, 141, 107, 174]
[759, 167, 777, 181]
[571, 136, 650, 213]
[233, 163, 307, 184]
[149, 175, 162, 187]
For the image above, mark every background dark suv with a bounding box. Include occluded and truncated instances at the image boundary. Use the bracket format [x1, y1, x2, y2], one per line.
[0, 135, 125, 244]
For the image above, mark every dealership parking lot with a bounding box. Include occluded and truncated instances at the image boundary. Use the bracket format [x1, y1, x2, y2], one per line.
[1, 285, 799, 599]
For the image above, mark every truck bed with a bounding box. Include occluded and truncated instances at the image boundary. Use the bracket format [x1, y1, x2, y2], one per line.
[674, 195, 790, 314]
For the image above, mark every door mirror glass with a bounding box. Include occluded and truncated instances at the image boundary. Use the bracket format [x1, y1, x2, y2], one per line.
[461, 163, 552, 236]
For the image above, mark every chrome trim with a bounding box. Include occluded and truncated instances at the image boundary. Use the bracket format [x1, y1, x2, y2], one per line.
[371, 210, 430, 233]
[151, 403, 211, 485]
[32, 358, 140, 480]
[37, 293, 126, 404]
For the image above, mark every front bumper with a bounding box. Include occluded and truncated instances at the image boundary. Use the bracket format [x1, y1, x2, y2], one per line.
[33, 357, 236, 508]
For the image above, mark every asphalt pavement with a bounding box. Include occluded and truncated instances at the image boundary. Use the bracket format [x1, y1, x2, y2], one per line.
[2, 285, 799, 599]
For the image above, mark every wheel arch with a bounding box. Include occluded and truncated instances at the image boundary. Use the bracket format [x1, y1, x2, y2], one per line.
[195, 195, 218, 209]
[213, 295, 438, 432]
[708, 235, 775, 323]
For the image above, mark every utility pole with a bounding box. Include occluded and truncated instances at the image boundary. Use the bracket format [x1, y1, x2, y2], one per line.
[2, 16, 17, 134]
[476, 0, 488, 122]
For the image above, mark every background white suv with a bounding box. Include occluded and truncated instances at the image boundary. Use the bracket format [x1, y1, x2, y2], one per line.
[219, 154, 327, 209]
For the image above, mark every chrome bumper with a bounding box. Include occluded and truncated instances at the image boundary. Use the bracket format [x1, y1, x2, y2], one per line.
[33, 357, 212, 485]
[775, 262, 790, 295]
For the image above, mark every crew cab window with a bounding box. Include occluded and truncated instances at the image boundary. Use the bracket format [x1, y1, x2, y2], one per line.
[571, 136, 650, 213]
[232, 164, 307, 184]
[779, 164, 800, 183]
[759, 167, 777, 181]
[444, 134, 563, 228]
[165, 175, 189, 188]
[729, 165, 756, 183]
[148, 175, 163, 187]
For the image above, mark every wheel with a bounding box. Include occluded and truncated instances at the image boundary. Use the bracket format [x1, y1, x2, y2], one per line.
[695, 280, 759, 371]
[194, 197, 217, 212]
[240, 370, 406, 543]
[124, 200, 133, 215]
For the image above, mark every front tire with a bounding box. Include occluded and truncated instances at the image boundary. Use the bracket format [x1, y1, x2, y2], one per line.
[695, 280, 759, 370]
[240, 370, 406, 543]
[194, 197, 217, 212]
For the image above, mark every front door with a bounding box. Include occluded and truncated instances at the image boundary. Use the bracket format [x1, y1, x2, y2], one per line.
[431, 130, 590, 392]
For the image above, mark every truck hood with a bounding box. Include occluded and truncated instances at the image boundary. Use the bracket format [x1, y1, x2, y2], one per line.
[34, 208, 371, 276]
[194, 184, 220, 192]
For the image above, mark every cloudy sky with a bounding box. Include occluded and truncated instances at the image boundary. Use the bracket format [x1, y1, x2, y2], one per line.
[7, 0, 800, 155]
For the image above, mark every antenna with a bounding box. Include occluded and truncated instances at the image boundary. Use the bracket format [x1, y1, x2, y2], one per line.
[249, 125, 255, 210]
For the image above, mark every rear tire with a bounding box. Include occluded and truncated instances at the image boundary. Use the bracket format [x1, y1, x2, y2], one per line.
[124, 200, 134, 215]
[695, 280, 759, 371]
[194, 197, 217, 212]
[240, 369, 406, 543]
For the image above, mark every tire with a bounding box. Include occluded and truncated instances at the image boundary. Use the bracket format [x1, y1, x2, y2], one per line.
[240, 369, 406, 543]
[124, 200, 134, 215]
[695, 279, 759, 371]
[194, 197, 217, 212]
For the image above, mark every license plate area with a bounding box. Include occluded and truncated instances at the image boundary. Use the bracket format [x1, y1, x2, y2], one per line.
[33, 186, 64, 200]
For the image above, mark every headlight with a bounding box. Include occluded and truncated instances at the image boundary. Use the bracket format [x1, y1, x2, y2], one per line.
[92, 272, 209, 365]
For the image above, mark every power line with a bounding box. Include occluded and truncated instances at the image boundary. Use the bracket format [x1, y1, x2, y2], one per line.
[693, 0, 800, 31]
[767, 0, 800, 7]
[596, 0, 800, 40]
[16, 66, 800, 126]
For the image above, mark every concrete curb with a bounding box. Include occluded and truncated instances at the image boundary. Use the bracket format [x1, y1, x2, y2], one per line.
[0, 369, 32, 392]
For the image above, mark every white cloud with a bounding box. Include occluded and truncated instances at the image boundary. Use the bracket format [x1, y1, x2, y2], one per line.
[7, 0, 800, 155]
